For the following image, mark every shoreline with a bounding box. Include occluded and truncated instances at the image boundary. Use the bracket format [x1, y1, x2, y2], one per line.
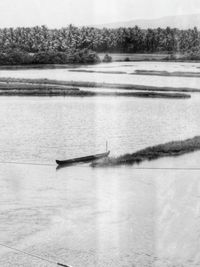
[0, 59, 199, 70]
[0, 53, 199, 70]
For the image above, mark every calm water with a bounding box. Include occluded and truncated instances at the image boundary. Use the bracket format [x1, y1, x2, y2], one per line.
[1, 155, 200, 267]
[0, 96, 199, 162]
[0, 62, 200, 266]
[1, 61, 200, 89]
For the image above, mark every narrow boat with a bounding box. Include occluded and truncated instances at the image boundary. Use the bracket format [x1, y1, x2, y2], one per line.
[56, 150, 110, 166]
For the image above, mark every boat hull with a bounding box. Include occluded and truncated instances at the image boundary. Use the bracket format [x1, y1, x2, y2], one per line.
[56, 151, 110, 166]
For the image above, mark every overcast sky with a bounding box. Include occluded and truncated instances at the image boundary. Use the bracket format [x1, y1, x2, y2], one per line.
[0, 0, 200, 28]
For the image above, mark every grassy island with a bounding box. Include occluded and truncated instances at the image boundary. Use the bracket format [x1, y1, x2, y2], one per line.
[91, 136, 200, 167]
[0, 77, 191, 98]
[134, 70, 200, 78]
[0, 77, 197, 94]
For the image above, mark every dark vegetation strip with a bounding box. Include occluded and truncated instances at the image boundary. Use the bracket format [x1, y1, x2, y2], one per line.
[68, 70, 127, 74]
[109, 92, 190, 98]
[0, 64, 84, 70]
[0, 88, 190, 98]
[0, 78, 80, 87]
[0, 83, 79, 90]
[91, 136, 200, 167]
[0, 89, 89, 96]
[0, 77, 199, 93]
[133, 70, 200, 78]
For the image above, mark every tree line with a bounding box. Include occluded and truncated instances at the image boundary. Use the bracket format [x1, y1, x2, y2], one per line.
[0, 25, 199, 64]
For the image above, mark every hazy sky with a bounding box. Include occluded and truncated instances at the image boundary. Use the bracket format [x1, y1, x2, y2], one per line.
[0, 0, 200, 28]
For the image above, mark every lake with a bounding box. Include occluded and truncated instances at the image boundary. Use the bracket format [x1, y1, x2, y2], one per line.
[0, 61, 200, 266]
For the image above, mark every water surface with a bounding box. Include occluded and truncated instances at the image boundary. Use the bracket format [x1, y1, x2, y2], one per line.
[1, 61, 200, 89]
[0, 96, 199, 162]
[0, 61, 200, 266]
[0, 154, 200, 267]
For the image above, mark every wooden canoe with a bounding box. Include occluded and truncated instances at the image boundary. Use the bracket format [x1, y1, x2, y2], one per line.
[56, 151, 110, 166]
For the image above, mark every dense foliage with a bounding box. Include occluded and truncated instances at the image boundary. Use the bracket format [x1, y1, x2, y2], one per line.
[0, 25, 200, 64]
[0, 25, 200, 53]
[0, 49, 100, 65]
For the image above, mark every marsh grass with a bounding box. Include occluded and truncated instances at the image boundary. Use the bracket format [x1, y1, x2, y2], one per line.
[91, 136, 200, 167]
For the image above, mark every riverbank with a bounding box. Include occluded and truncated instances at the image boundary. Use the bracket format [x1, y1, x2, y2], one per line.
[98, 53, 200, 63]
[98, 53, 169, 62]
[0, 53, 198, 69]
[92, 136, 200, 167]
